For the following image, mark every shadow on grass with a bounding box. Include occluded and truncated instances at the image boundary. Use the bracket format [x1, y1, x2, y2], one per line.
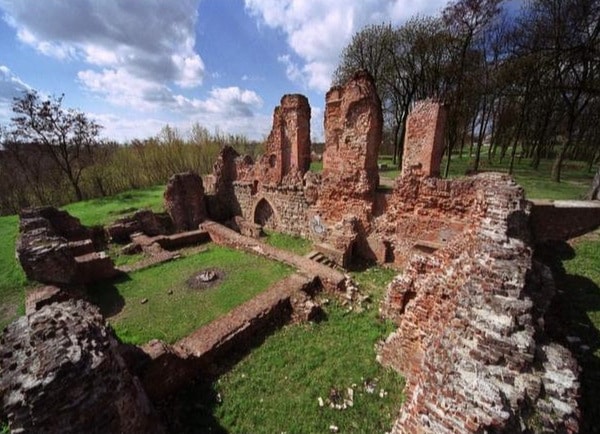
[85, 273, 130, 317]
[536, 241, 600, 433]
[156, 378, 228, 434]
[158, 304, 327, 432]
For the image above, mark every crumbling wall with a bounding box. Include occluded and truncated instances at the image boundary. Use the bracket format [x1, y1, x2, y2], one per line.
[164, 171, 207, 231]
[254, 94, 311, 184]
[16, 207, 117, 284]
[369, 174, 495, 267]
[401, 100, 446, 178]
[378, 175, 580, 433]
[318, 70, 382, 226]
[0, 299, 163, 433]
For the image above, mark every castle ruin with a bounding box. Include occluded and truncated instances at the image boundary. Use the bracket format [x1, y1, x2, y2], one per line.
[6, 70, 600, 432]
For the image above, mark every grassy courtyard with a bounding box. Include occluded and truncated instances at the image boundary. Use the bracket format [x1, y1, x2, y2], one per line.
[0, 156, 598, 431]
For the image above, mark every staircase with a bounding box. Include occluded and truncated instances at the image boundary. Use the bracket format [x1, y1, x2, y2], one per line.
[304, 250, 339, 270]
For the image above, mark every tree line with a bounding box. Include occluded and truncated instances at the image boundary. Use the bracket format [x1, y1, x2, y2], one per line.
[333, 0, 600, 181]
[0, 91, 260, 216]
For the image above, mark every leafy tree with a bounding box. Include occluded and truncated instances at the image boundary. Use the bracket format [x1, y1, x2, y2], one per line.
[10, 91, 101, 201]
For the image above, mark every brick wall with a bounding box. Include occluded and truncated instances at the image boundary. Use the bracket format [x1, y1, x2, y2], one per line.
[379, 175, 580, 433]
[401, 100, 446, 178]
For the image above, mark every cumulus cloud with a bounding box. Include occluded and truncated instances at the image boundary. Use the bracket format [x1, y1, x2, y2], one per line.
[0, 65, 31, 99]
[0, 65, 32, 124]
[245, 0, 447, 91]
[0, 0, 205, 105]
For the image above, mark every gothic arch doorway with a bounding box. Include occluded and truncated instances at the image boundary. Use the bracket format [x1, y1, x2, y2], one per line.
[253, 198, 277, 230]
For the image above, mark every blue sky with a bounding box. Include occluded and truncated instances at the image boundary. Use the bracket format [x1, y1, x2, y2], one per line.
[0, 0, 454, 142]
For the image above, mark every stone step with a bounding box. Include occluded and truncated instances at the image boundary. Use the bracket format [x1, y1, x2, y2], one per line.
[305, 250, 339, 270]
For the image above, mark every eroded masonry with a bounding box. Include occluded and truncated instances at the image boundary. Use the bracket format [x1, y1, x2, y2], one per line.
[5, 71, 600, 433]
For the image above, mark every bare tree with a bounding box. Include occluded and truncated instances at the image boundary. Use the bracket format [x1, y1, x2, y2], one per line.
[10, 91, 102, 201]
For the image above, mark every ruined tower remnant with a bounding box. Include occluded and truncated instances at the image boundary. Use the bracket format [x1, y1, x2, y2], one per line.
[0, 299, 163, 433]
[401, 99, 446, 177]
[260, 94, 311, 184]
[316, 71, 382, 230]
[164, 171, 207, 231]
[323, 70, 382, 191]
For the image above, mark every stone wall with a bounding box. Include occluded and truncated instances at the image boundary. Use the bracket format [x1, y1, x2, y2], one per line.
[258, 94, 311, 184]
[368, 173, 517, 267]
[164, 171, 206, 231]
[378, 176, 580, 433]
[16, 207, 118, 285]
[401, 99, 446, 178]
[0, 299, 163, 433]
[530, 199, 600, 242]
[318, 70, 382, 227]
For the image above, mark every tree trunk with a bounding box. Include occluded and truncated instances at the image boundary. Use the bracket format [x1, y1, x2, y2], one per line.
[551, 142, 567, 183]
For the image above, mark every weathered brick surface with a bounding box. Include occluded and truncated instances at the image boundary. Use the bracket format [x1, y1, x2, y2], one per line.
[401, 100, 446, 178]
[164, 171, 207, 231]
[371, 173, 525, 267]
[255, 94, 311, 185]
[318, 70, 382, 227]
[16, 207, 118, 284]
[379, 176, 580, 433]
[0, 299, 163, 433]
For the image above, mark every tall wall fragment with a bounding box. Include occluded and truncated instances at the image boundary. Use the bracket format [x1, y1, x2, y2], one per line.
[401, 99, 446, 178]
[260, 94, 311, 184]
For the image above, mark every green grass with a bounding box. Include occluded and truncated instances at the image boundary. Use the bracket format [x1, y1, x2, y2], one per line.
[376, 152, 594, 200]
[0, 215, 28, 330]
[441, 155, 593, 200]
[169, 266, 403, 433]
[64, 184, 165, 226]
[263, 230, 313, 256]
[556, 234, 600, 431]
[87, 245, 292, 345]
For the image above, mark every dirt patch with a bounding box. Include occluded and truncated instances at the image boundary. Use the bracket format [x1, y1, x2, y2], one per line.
[186, 268, 225, 290]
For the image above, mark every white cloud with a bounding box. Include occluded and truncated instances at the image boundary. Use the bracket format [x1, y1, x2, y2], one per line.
[245, 0, 447, 92]
[0, 65, 31, 124]
[1, 0, 205, 97]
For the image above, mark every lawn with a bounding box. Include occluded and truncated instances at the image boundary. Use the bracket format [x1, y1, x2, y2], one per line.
[0, 215, 27, 329]
[64, 184, 165, 226]
[262, 230, 313, 256]
[87, 245, 292, 345]
[166, 266, 404, 433]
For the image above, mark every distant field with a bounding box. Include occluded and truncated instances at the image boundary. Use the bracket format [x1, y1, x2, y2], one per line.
[378, 154, 595, 200]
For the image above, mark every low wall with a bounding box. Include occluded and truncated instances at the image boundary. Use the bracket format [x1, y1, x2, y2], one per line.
[137, 273, 320, 400]
[201, 220, 346, 291]
[530, 199, 600, 242]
